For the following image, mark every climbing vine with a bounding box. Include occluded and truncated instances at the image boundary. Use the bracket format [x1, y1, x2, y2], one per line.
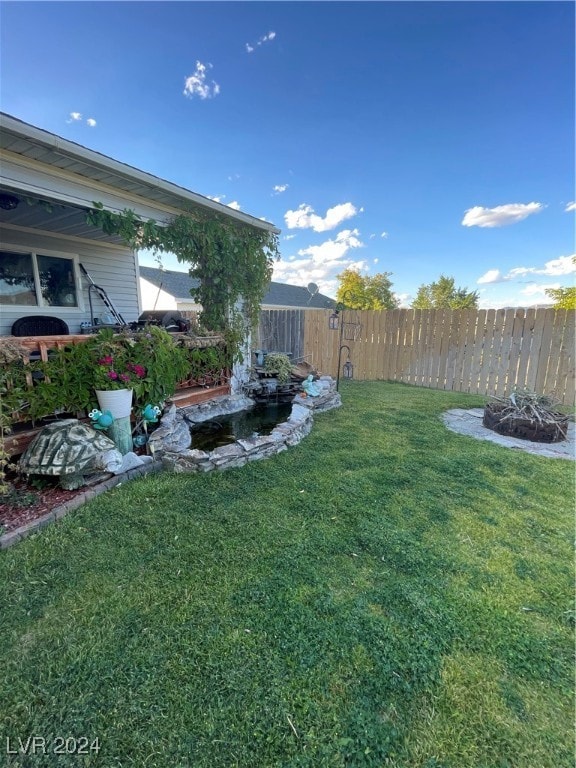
[86, 203, 279, 334]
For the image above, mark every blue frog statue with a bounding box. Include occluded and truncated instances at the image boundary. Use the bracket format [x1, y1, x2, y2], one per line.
[88, 409, 114, 430]
[302, 374, 321, 397]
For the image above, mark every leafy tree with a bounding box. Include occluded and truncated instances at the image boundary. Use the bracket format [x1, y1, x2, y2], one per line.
[545, 255, 576, 309]
[411, 275, 478, 309]
[545, 286, 576, 310]
[336, 268, 399, 309]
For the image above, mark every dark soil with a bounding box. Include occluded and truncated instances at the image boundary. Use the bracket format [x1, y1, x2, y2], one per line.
[0, 472, 87, 534]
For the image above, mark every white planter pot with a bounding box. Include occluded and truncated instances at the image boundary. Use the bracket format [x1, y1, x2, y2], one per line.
[95, 389, 133, 419]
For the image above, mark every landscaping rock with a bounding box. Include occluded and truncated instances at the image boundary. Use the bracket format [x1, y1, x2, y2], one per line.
[112, 451, 154, 474]
[154, 375, 339, 474]
[148, 404, 192, 456]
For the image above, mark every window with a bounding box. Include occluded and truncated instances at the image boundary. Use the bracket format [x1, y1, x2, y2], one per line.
[0, 250, 78, 307]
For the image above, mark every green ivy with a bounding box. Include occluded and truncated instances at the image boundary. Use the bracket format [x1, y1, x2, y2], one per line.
[86, 202, 280, 335]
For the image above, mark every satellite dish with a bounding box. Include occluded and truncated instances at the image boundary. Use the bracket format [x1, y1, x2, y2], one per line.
[307, 282, 319, 296]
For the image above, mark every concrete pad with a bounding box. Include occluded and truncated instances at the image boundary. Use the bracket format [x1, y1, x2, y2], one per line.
[442, 408, 575, 461]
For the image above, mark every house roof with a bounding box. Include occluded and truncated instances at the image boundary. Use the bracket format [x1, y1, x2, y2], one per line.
[0, 112, 279, 235]
[263, 280, 336, 309]
[139, 266, 336, 309]
[140, 266, 201, 301]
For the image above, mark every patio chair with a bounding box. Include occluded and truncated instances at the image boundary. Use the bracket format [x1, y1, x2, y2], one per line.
[11, 315, 69, 337]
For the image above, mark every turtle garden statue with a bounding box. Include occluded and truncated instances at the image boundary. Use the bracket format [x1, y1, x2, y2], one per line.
[19, 419, 123, 490]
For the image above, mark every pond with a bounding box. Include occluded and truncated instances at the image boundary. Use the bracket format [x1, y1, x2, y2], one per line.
[190, 403, 293, 452]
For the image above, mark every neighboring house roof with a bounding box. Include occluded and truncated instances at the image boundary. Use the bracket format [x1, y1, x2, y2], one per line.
[140, 266, 200, 301]
[139, 267, 336, 309]
[0, 112, 278, 235]
[262, 280, 336, 309]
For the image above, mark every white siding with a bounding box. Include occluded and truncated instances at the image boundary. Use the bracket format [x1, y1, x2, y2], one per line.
[1, 227, 139, 335]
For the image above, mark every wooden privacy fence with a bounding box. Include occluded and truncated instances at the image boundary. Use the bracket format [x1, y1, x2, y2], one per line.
[256, 310, 306, 363]
[296, 307, 574, 405]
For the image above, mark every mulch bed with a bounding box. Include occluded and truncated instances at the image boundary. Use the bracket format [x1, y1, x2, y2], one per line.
[0, 473, 87, 534]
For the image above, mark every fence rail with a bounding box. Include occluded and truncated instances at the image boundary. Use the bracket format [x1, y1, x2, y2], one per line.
[290, 307, 574, 405]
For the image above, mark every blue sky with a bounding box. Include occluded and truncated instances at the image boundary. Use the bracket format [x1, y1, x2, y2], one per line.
[1, 1, 574, 307]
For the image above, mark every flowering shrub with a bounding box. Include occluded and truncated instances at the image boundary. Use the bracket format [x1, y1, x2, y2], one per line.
[87, 327, 191, 404]
[94, 354, 147, 391]
[1, 325, 231, 427]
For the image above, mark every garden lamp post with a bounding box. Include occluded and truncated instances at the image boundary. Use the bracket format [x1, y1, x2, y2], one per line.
[330, 291, 355, 391]
[336, 345, 352, 392]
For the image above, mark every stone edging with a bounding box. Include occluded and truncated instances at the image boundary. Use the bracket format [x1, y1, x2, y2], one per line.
[161, 383, 342, 473]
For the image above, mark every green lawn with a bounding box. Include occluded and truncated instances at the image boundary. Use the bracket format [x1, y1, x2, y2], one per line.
[1, 381, 573, 768]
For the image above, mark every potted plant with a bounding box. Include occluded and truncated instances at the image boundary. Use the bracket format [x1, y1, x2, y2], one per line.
[87, 326, 190, 410]
[263, 352, 292, 384]
[88, 331, 144, 418]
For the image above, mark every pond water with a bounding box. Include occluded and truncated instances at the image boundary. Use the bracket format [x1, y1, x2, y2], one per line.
[190, 403, 293, 452]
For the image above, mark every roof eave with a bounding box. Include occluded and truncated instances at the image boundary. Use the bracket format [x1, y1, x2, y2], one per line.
[0, 112, 280, 235]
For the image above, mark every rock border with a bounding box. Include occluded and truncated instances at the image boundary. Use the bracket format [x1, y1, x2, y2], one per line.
[160, 378, 342, 473]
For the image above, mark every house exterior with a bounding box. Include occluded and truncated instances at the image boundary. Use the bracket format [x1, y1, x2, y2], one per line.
[0, 112, 278, 337]
[139, 266, 336, 314]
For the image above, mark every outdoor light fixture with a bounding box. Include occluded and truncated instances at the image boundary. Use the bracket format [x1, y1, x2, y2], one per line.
[0, 194, 19, 211]
[328, 311, 339, 330]
[336, 344, 351, 392]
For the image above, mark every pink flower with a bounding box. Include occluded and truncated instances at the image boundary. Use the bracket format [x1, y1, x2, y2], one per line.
[98, 356, 114, 365]
[133, 364, 146, 378]
[119, 373, 131, 383]
[107, 371, 119, 380]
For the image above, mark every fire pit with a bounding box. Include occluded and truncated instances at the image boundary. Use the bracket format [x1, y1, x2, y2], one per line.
[483, 391, 569, 444]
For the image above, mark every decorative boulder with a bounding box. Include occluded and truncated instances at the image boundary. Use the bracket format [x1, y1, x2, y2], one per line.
[147, 404, 192, 457]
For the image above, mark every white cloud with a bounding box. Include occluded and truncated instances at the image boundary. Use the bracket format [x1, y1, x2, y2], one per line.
[246, 31, 276, 53]
[183, 61, 220, 100]
[565, 202, 576, 212]
[66, 112, 97, 127]
[477, 254, 576, 286]
[284, 234, 297, 240]
[508, 254, 576, 278]
[227, 201, 241, 211]
[207, 195, 225, 203]
[477, 269, 504, 284]
[520, 283, 560, 298]
[297, 228, 363, 262]
[395, 293, 411, 308]
[373, 258, 379, 264]
[228, 173, 240, 181]
[272, 229, 366, 297]
[462, 202, 544, 228]
[381, 231, 389, 239]
[273, 184, 289, 194]
[284, 202, 360, 232]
